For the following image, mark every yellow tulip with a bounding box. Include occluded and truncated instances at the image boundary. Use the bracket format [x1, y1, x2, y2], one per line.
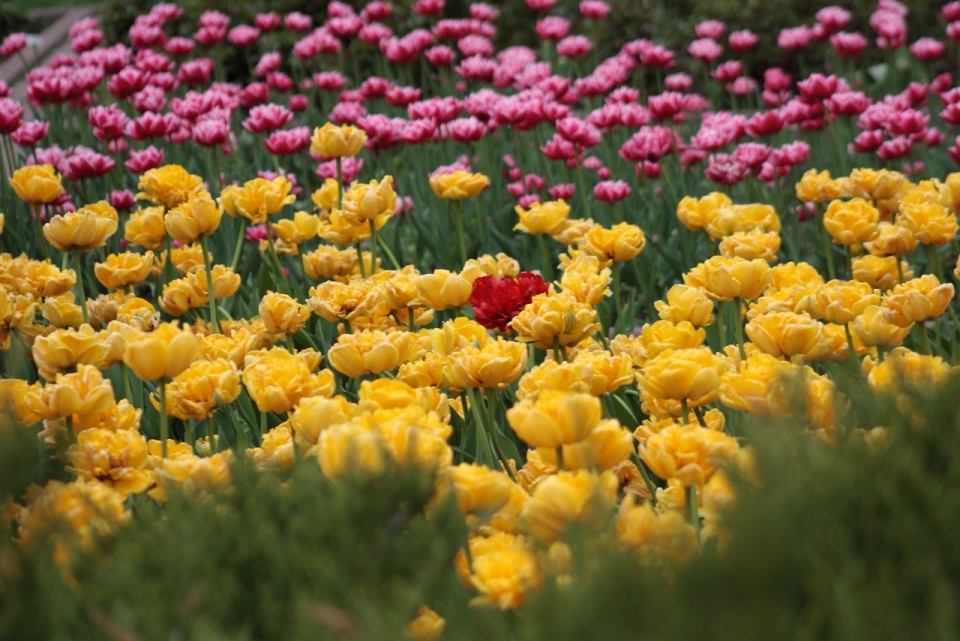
[23, 364, 116, 423]
[310, 122, 367, 158]
[41, 293, 84, 329]
[43, 207, 118, 253]
[259, 291, 311, 335]
[639, 346, 727, 407]
[65, 428, 152, 495]
[518, 469, 617, 545]
[864, 221, 917, 257]
[164, 190, 222, 243]
[453, 532, 541, 610]
[439, 463, 514, 514]
[881, 274, 955, 327]
[94, 251, 155, 290]
[125, 206, 167, 250]
[676, 192, 731, 232]
[242, 347, 335, 414]
[639, 423, 743, 487]
[272, 211, 321, 245]
[10, 164, 64, 204]
[416, 270, 473, 310]
[32, 325, 114, 382]
[137, 164, 205, 209]
[744, 311, 829, 361]
[684, 256, 770, 302]
[509, 291, 600, 350]
[796, 168, 847, 203]
[339, 177, 396, 226]
[582, 222, 646, 263]
[718, 230, 781, 263]
[898, 202, 959, 245]
[429, 170, 490, 200]
[219, 177, 295, 224]
[311, 178, 339, 211]
[302, 245, 358, 280]
[850, 305, 911, 348]
[448, 338, 528, 389]
[153, 358, 240, 421]
[536, 420, 633, 471]
[616, 495, 700, 564]
[704, 203, 781, 241]
[122, 321, 199, 381]
[852, 254, 912, 291]
[823, 198, 880, 245]
[327, 330, 415, 377]
[814, 280, 880, 325]
[654, 284, 715, 327]
[514, 200, 570, 235]
[506, 390, 601, 448]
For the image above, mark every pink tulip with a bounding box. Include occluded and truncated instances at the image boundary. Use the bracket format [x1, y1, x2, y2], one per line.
[285, 12, 313, 31]
[731, 142, 771, 169]
[778, 26, 811, 50]
[0, 98, 24, 134]
[264, 126, 311, 155]
[648, 92, 685, 121]
[314, 72, 348, 92]
[327, 16, 364, 39]
[107, 67, 148, 100]
[267, 72, 294, 93]
[910, 37, 944, 61]
[557, 36, 593, 58]
[594, 180, 630, 202]
[580, 0, 610, 19]
[525, 0, 556, 11]
[664, 73, 693, 92]
[639, 44, 675, 68]
[695, 20, 725, 39]
[727, 77, 757, 96]
[72, 30, 103, 54]
[289, 94, 308, 112]
[104, 191, 134, 213]
[540, 134, 576, 160]
[89, 105, 129, 141]
[536, 17, 570, 41]
[456, 55, 497, 81]
[128, 112, 175, 140]
[705, 154, 747, 186]
[639, 161, 661, 179]
[877, 136, 911, 160]
[330, 101, 367, 125]
[133, 86, 167, 114]
[255, 12, 280, 31]
[415, 47, 450, 73]
[746, 111, 784, 137]
[228, 26, 261, 47]
[243, 104, 293, 134]
[517, 194, 542, 208]
[470, 3, 499, 21]
[63, 147, 115, 180]
[688, 37, 722, 62]
[193, 118, 229, 147]
[10, 120, 49, 147]
[125, 146, 165, 173]
[548, 183, 574, 200]
[825, 91, 871, 117]
[797, 74, 839, 103]
[316, 156, 364, 182]
[413, 0, 445, 16]
[816, 7, 851, 33]
[931, 73, 953, 95]
[711, 60, 742, 83]
[165, 37, 195, 57]
[363, 2, 394, 21]
[728, 30, 758, 51]
[359, 23, 393, 45]
[620, 126, 675, 161]
[240, 83, 270, 108]
[556, 117, 601, 147]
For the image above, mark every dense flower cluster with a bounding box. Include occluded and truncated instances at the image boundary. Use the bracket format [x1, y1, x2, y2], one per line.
[2, 0, 960, 635]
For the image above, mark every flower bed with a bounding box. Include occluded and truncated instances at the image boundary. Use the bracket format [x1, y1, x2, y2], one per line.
[2, 0, 960, 638]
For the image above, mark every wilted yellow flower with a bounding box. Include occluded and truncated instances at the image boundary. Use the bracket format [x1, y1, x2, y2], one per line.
[24, 364, 115, 424]
[823, 198, 880, 246]
[94, 251, 154, 290]
[454, 532, 541, 610]
[219, 177, 295, 224]
[676, 192, 731, 232]
[407, 606, 445, 641]
[745, 311, 829, 361]
[416, 270, 473, 311]
[65, 428, 151, 495]
[850, 305, 911, 348]
[124, 206, 166, 250]
[122, 321, 199, 381]
[154, 358, 240, 421]
[852, 254, 912, 291]
[340, 177, 396, 227]
[617, 495, 700, 564]
[581, 222, 646, 263]
[654, 284, 715, 327]
[704, 204, 781, 241]
[881, 275, 954, 327]
[163, 190, 222, 244]
[272, 210, 320, 246]
[518, 470, 617, 545]
[865, 221, 917, 257]
[10, 164, 64, 204]
[509, 291, 599, 350]
[796, 169, 846, 203]
[718, 230, 781, 263]
[242, 348, 335, 414]
[41, 293, 84, 329]
[327, 330, 416, 377]
[640, 347, 726, 408]
[137, 165, 205, 209]
[514, 200, 570, 235]
[684, 256, 770, 302]
[506, 390, 601, 448]
[448, 338, 527, 389]
[429, 171, 490, 200]
[310, 122, 366, 158]
[815, 280, 880, 325]
[43, 207, 118, 253]
[898, 202, 959, 245]
[32, 325, 114, 381]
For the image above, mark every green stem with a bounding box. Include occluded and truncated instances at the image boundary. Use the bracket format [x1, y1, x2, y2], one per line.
[159, 379, 168, 458]
[538, 233, 552, 282]
[896, 256, 904, 284]
[455, 199, 467, 266]
[734, 298, 746, 361]
[552, 335, 562, 363]
[717, 300, 726, 349]
[692, 405, 707, 427]
[369, 220, 379, 276]
[484, 387, 516, 481]
[73, 250, 89, 325]
[918, 322, 932, 356]
[120, 362, 134, 404]
[555, 445, 564, 471]
[612, 260, 623, 327]
[230, 218, 248, 272]
[207, 416, 216, 455]
[681, 398, 690, 424]
[199, 236, 222, 334]
[818, 206, 836, 279]
[32, 204, 49, 260]
[844, 245, 854, 279]
[929, 243, 945, 282]
[686, 483, 700, 539]
[466, 386, 494, 468]
[336, 156, 344, 213]
[266, 232, 291, 295]
[630, 453, 658, 506]
[377, 234, 401, 270]
[355, 242, 367, 279]
[259, 409, 267, 439]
